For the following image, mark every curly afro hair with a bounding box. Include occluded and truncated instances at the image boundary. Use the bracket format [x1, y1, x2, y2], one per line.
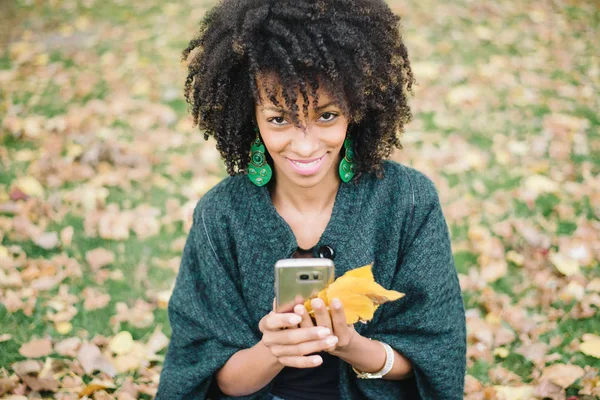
[181, 0, 416, 182]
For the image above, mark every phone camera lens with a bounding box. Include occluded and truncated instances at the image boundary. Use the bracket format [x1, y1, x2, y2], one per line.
[299, 274, 309, 280]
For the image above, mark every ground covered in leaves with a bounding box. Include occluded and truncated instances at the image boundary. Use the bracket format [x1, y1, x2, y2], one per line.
[0, 0, 599, 399]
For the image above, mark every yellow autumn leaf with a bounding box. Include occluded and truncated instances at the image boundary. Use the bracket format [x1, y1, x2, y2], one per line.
[493, 347, 509, 358]
[493, 385, 534, 400]
[108, 331, 134, 355]
[304, 264, 405, 324]
[580, 335, 600, 358]
[55, 321, 72, 335]
[14, 176, 44, 197]
[79, 383, 110, 398]
[549, 252, 580, 276]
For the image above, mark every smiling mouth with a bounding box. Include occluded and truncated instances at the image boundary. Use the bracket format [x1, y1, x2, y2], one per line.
[288, 155, 325, 168]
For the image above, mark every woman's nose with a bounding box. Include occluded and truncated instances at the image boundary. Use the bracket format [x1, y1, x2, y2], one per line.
[290, 128, 320, 157]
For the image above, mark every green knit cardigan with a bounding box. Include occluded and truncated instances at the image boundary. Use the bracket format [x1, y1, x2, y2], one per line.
[156, 160, 467, 399]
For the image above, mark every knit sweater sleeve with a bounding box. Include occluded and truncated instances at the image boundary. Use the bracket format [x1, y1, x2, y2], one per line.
[360, 172, 467, 399]
[156, 195, 260, 400]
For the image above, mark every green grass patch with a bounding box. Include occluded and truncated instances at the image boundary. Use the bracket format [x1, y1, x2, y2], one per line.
[453, 250, 477, 275]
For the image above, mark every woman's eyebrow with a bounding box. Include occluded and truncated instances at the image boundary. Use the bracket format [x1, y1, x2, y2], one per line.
[261, 101, 340, 114]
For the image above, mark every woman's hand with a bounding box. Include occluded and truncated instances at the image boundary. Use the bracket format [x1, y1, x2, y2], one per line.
[293, 297, 357, 356]
[258, 298, 340, 368]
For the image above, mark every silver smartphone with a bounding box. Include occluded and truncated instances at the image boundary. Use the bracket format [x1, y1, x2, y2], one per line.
[274, 258, 335, 312]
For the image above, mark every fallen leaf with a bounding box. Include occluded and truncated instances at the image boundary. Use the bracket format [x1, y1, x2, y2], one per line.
[0, 333, 12, 343]
[54, 337, 81, 357]
[113, 354, 141, 373]
[493, 385, 534, 400]
[524, 175, 560, 196]
[33, 231, 59, 250]
[85, 248, 115, 271]
[19, 337, 52, 358]
[494, 347, 509, 358]
[77, 342, 117, 377]
[13, 176, 44, 197]
[109, 331, 134, 355]
[55, 321, 73, 335]
[79, 379, 116, 398]
[580, 335, 600, 358]
[587, 278, 600, 292]
[146, 326, 169, 354]
[549, 253, 580, 276]
[533, 379, 565, 400]
[11, 360, 42, 376]
[60, 226, 74, 246]
[83, 287, 111, 311]
[540, 363, 585, 388]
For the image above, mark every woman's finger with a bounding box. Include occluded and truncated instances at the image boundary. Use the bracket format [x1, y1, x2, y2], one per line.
[269, 336, 338, 357]
[264, 325, 330, 346]
[294, 304, 314, 328]
[278, 355, 323, 369]
[311, 298, 333, 331]
[259, 312, 302, 332]
[329, 297, 354, 349]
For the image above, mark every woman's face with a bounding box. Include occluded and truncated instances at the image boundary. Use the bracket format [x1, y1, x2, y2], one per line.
[254, 76, 349, 189]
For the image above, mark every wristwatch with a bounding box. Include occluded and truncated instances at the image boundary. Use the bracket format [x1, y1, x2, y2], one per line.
[352, 340, 394, 379]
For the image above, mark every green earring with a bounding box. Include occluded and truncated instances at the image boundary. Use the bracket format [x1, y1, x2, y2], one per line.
[339, 136, 355, 182]
[248, 127, 272, 187]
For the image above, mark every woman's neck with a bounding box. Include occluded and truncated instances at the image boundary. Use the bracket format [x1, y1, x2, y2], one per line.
[269, 156, 341, 216]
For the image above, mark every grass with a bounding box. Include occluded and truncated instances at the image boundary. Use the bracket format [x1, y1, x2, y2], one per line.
[1, 0, 599, 396]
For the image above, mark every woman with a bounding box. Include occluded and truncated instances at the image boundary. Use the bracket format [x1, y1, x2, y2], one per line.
[156, 0, 467, 399]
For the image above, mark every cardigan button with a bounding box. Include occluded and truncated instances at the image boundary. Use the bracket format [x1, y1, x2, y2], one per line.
[318, 245, 335, 260]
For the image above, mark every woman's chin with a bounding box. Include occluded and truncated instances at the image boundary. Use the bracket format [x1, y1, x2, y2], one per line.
[281, 163, 335, 188]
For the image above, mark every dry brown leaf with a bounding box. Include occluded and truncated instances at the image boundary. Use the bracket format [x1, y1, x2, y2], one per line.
[85, 248, 116, 271]
[0, 333, 12, 343]
[110, 300, 155, 329]
[33, 231, 59, 250]
[146, 326, 169, 354]
[83, 287, 111, 311]
[540, 363, 585, 388]
[60, 226, 74, 246]
[76, 342, 117, 377]
[54, 337, 82, 357]
[515, 342, 549, 367]
[18, 337, 52, 358]
[11, 360, 42, 376]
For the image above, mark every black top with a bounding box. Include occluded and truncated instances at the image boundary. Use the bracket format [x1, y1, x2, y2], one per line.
[270, 246, 340, 400]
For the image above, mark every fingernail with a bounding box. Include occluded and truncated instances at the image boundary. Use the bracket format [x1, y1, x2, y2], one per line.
[294, 305, 305, 315]
[313, 356, 322, 365]
[311, 298, 322, 308]
[289, 316, 302, 325]
[317, 328, 331, 338]
[332, 298, 341, 309]
[326, 336, 338, 346]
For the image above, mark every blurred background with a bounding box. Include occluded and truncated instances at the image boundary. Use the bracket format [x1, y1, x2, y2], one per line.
[0, 0, 598, 398]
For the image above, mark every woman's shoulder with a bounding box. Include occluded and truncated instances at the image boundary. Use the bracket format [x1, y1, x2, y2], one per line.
[375, 160, 441, 204]
[191, 173, 250, 220]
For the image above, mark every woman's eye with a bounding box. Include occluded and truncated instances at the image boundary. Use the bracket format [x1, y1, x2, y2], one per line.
[268, 116, 287, 125]
[319, 112, 338, 122]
